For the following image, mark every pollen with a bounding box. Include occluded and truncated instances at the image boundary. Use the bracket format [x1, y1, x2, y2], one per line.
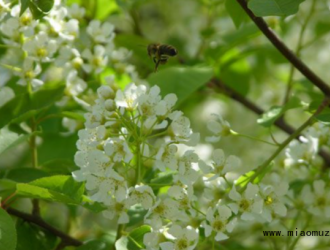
[176, 238, 188, 249]
[20, 15, 32, 26]
[212, 219, 224, 231]
[265, 196, 273, 205]
[37, 48, 48, 58]
[24, 70, 34, 79]
[239, 199, 250, 211]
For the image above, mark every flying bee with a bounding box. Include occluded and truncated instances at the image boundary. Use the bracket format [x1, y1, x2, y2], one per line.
[147, 43, 177, 72]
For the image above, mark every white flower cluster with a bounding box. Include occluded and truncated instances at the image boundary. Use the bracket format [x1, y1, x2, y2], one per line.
[0, 1, 145, 109]
[73, 83, 299, 249]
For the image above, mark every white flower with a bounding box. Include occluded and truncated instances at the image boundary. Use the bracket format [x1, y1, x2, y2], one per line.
[104, 137, 133, 163]
[0, 0, 10, 20]
[1, 17, 20, 43]
[202, 205, 236, 241]
[155, 144, 178, 171]
[285, 137, 318, 167]
[15, 58, 43, 89]
[259, 181, 288, 222]
[23, 32, 58, 62]
[45, 7, 79, 41]
[228, 183, 263, 220]
[62, 117, 78, 134]
[205, 113, 231, 143]
[127, 185, 156, 209]
[76, 126, 106, 151]
[82, 45, 108, 73]
[176, 150, 199, 186]
[102, 198, 129, 224]
[170, 115, 200, 146]
[202, 177, 227, 205]
[305, 122, 330, 147]
[160, 225, 198, 250]
[55, 46, 83, 76]
[115, 83, 147, 111]
[87, 20, 115, 43]
[67, 4, 85, 19]
[88, 169, 127, 202]
[0, 86, 15, 107]
[143, 230, 163, 250]
[66, 70, 87, 96]
[145, 198, 181, 229]
[10, 5, 37, 36]
[199, 148, 241, 179]
[302, 180, 330, 217]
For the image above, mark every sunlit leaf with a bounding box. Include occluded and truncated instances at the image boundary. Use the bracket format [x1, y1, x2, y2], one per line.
[147, 66, 213, 106]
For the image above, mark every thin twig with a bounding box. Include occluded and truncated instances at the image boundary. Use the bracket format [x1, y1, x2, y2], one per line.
[235, 0, 330, 97]
[210, 78, 330, 167]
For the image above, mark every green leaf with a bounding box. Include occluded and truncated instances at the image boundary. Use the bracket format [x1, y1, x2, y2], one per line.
[16, 220, 56, 250]
[236, 170, 255, 187]
[147, 66, 213, 106]
[150, 173, 173, 193]
[0, 127, 39, 156]
[257, 96, 301, 127]
[0, 84, 65, 129]
[3, 168, 49, 183]
[77, 232, 116, 250]
[127, 225, 151, 250]
[0, 208, 17, 250]
[76, 240, 108, 250]
[95, 0, 120, 20]
[81, 196, 107, 213]
[248, 0, 305, 17]
[127, 206, 147, 227]
[20, 0, 30, 16]
[225, 0, 248, 28]
[16, 175, 85, 205]
[114, 34, 153, 69]
[61, 111, 85, 121]
[316, 112, 330, 124]
[31, 0, 54, 13]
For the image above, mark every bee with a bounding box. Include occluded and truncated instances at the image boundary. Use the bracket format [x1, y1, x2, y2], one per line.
[147, 43, 177, 72]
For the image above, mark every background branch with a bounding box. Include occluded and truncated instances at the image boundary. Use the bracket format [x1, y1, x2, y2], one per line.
[210, 78, 330, 167]
[6, 208, 82, 248]
[235, 0, 330, 97]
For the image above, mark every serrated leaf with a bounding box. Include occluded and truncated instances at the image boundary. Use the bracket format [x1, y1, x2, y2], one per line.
[4, 168, 49, 183]
[0, 84, 65, 129]
[20, 0, 30, 16]
[16, 175, 85, 205]
[257, 96, 301, 127]
[248, 0, 305, 17]
[0, 208, 17, 250]
[147, 67, 213, 106]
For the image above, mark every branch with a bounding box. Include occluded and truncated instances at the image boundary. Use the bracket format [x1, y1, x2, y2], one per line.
[6, 208, 82, 247]
[210, 78, 330, 167]
[235, 0, 330, 97]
